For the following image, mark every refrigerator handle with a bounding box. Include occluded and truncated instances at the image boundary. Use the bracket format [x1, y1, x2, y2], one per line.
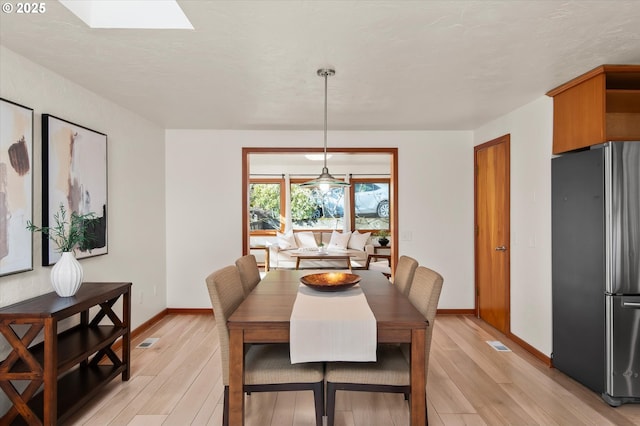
[622, 302, 640, 308]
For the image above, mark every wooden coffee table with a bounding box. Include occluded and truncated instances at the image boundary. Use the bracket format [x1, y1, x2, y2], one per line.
[290, 251, 354, 270]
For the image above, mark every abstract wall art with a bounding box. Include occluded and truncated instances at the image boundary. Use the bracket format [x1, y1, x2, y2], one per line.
[42, 114, 107, 265]
[0, 98, 33, 276]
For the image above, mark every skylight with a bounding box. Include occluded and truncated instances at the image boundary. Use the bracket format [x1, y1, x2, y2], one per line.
[59, 0, 194, 29]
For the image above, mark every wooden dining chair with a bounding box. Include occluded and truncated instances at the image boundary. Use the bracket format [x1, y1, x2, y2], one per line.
[205, 265, 325, 426]
[324, 266, 444, 426]
[235, 254, 261, 297]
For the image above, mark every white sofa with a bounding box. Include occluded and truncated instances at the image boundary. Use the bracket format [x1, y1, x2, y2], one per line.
[268, 230, 375, 269]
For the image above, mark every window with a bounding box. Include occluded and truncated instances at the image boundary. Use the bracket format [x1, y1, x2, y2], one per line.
[245, 149, 396, 241]
[290, 182, 346, 230]
[249, 182, 281, 231]
[248, 177, 389, 234]
[353, 181, 389, 231]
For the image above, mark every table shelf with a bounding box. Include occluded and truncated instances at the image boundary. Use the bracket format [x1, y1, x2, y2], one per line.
[6, 325, 127, 376]
[11, 364, 125, 426]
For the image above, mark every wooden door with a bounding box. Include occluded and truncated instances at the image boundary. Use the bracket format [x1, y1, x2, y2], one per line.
[475, 135, 510, 333]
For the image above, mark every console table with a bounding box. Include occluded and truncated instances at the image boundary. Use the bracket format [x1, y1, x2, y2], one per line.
[0, 282, 131, 425]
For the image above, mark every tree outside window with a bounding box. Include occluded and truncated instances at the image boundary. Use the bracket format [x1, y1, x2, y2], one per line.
[249, 182, 281, 230]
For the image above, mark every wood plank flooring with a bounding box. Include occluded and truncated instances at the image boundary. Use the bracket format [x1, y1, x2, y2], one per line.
[64, 314, 640, 425]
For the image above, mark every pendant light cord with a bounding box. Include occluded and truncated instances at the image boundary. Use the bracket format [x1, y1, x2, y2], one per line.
[323, 70, 328, 171]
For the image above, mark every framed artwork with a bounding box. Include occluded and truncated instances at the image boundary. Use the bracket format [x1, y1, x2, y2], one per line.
[42, 114, 107, 265]
[0, 98, 34, 276]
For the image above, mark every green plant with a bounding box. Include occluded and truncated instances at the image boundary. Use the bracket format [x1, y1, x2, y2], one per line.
[27, 203, 97, 253]
[376, 229, 389, 238]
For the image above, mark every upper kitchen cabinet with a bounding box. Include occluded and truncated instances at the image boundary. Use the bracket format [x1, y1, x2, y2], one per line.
[547, 65, 640, 154]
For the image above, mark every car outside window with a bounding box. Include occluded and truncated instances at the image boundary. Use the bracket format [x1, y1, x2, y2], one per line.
[354, 181, 389, 231]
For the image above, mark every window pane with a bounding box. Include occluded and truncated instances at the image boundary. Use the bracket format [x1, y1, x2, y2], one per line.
[249, 183, 281, 230]
[354, 182, 389, 231]
[291, 184, 345, 230]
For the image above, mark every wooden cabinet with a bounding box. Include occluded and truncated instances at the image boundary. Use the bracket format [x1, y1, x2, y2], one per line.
[0, 282, 131, 425]
[546, 65, 640, 154]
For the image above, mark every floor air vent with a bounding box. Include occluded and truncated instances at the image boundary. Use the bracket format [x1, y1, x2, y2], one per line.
[137, 337, 159, 348]
[486, 340, 511, 352]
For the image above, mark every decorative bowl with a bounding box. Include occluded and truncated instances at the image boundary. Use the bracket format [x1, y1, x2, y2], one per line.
[300, 272, 361, 292]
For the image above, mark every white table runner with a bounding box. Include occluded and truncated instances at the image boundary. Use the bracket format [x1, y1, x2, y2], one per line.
[289, 283, 377, 364]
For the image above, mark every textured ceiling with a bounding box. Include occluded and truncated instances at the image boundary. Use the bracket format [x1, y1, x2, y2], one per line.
[1, 0, 639, 130]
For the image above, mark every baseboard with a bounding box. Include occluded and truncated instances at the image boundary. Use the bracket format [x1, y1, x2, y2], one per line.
[507, 330, 552, 367]
[166, 308, 212, 315]
[112, 308, 168, 351]
[119, 308, 551, 368]
[437, 309, 475, 315]
[436, 311, 552, 367]
[131, 309, 169, 341]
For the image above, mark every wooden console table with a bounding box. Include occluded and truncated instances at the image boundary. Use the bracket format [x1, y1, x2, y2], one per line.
[0, 282, 131, 425]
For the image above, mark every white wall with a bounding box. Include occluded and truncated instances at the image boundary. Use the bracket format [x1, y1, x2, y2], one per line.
[0, 46, 167, 328]
[165, 130, 475, 310]
[474, 95, 554, 356]
[0, 42, 553, 366]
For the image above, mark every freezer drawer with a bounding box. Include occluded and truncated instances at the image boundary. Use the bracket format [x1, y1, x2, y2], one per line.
[606, 295, 640, 404]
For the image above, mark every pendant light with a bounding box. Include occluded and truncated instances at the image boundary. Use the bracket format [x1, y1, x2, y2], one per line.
[300, 68, 350, 191]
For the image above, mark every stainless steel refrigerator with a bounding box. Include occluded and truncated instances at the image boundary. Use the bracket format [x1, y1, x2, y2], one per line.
[552, 141, 640, 406]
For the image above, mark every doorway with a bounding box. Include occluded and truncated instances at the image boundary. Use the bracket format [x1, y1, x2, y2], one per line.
[242, 147, 399, 270]
[475, 135, 511, 334]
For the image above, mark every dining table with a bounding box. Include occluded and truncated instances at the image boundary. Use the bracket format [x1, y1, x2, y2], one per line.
[227, 269, 429, 426]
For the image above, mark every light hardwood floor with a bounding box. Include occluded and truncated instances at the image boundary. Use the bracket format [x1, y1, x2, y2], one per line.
[65, 314, 640, 426]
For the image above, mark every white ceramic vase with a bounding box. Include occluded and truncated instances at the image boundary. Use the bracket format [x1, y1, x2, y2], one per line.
[51, 252, 83, 297]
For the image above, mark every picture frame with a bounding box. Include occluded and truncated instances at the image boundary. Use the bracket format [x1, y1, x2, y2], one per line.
[0, 98, 34, 276]
[42, 114, 108, 265]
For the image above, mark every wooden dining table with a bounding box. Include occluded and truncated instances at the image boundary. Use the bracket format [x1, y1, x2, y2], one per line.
[227, 269, 429, 425]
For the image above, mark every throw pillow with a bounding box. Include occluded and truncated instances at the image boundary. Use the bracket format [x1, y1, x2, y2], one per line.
[328, 230, 351, 250]
[295, 231, 318, 248]
[276, 231, 297, 250]
[348, 231, 371, 251]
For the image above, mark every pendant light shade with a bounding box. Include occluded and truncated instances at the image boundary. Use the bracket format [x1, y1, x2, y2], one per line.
[300, 68, 350, 191]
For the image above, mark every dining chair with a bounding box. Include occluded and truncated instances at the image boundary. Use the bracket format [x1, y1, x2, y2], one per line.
[235, 254, 261, 297]
[394, 255, 419, 296]
[205, 265, 325, 426]
[366, 254, 418, 297]
[324, 265, 444, 426]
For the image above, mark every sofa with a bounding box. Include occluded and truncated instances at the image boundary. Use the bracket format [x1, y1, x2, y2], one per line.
[268, 230, 375, 269]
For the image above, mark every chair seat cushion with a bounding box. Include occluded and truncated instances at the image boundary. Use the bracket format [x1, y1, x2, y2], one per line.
[324, 345, 410, 386]
[245, 344, 324, 385]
